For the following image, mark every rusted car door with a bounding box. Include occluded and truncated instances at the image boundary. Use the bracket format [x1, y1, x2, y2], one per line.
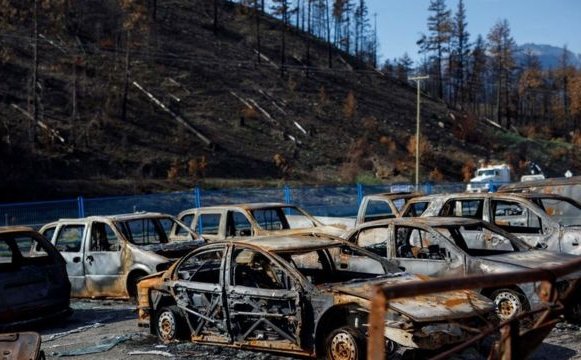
[172, 245, 230, 343]
[389, 225, 466, 277]
[225, 245, 303, 350]
[83, 221, 124, 298]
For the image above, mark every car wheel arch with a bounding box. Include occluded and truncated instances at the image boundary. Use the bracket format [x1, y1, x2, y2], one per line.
[314, 304, 367, 357]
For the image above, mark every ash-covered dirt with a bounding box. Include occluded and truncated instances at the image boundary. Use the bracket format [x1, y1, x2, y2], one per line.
[36, 299, 581, 359]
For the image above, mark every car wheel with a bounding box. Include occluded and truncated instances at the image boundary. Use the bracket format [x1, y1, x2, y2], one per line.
[156, 306, 184, 342]
[326, 326, 365, 360]
[491, 289, 525, 321]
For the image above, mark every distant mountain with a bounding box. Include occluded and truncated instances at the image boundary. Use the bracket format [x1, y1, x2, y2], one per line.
[517, 43, 581, 69]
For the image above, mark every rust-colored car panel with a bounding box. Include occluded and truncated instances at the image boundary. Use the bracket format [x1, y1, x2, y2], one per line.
[0, 332, 44, 360]
[0, 227, 71, 330]
[39, 212, 203, 299]
[173, 203, 346, 241]
[137, 236, 495, 357]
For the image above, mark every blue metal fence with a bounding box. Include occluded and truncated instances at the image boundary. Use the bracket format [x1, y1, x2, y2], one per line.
[0, 181, 497, 229]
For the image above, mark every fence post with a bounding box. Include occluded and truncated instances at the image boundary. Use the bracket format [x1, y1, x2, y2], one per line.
[193, 187, 203, 234]
[77, 196, 85, 218]
[283, 186, 292, 204]
[356, 183, 364, 207]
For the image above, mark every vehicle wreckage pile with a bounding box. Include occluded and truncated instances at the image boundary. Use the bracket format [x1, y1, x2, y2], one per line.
[1, 179, 581, 359]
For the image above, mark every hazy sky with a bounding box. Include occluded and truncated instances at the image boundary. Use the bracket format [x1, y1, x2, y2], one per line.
[366, 0, 581, 65]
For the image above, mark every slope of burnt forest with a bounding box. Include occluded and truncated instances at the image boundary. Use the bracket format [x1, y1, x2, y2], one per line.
[0, 0, 578, 201]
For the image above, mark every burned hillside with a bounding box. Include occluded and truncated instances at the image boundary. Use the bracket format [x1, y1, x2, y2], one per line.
[0, 0, 578, 201]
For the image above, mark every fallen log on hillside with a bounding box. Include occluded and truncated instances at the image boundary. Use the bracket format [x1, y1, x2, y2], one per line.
[132, 81, 212, 148]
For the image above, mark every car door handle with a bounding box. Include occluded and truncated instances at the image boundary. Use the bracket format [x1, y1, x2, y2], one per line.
[339, 263, 348, 269]
[86, 255, 94, 264]
[572, 242, 579, 246]
[73, 257, 81, 263]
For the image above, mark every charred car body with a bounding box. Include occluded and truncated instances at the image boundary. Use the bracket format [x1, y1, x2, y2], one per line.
[39, 212, 203, 299]
[0, 227, 71, 331]
[345, 217, 581, 321]
[401, 192, 581, 255]
[173, 203, 346, 241]
[137, 236, 495, 358]
[355, 192, 421, 226]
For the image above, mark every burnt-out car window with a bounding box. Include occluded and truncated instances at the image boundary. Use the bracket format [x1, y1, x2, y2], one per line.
[402, 202, 429, 217]
[433, 224, 522, 256]
[440, 199, 484, 218]
[194, 213, 221, 235]
[55, 225, 85, 252]
[89, 222, 120, 252]
[1, 233, 54, 268]
[177, 249, 224, 283]
[118, 218, 167, 245]
[231, 248, 291, 290]
[251, 208, 288, 231]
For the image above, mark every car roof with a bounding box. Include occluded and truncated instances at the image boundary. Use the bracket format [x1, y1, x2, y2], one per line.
[360, 216, 485, 228]
[182, 203, 292, 212]
[363, 192, 422, 200]
[0, 226, 36, 234]
[232, 236, 344, 253]
[408, 192, 573, 202]
[50, 212, 174, 223]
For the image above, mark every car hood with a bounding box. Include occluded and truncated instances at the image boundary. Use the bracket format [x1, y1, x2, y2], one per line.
[479, 250, 581, 279]
[140, 239, 205, 259]
[320, 274, 494, 322]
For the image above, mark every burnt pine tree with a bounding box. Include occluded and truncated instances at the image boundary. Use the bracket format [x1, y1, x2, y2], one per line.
[467, 34, 488, 115]
[451, 0, 470, 107]
[417, 0, 452, 100]
[272, 0, 291, 76]
[487, 19, 516, 128]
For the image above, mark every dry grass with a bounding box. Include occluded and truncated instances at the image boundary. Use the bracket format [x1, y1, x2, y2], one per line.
[461, 160, 476, 182]
[343, 90, 357, 120]
[429, 168, 444, 182]
[379, 135, 397, 154]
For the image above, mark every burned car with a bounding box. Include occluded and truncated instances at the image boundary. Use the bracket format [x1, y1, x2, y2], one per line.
[345, 217, 581, 321]
[401, 192, 581, 255]
[39, 212, 203, 299]
[173, 203, 346, 241]
[355, 192, 422, 226]
[137, 236, 495, 358]
[0, 227, 71, 331]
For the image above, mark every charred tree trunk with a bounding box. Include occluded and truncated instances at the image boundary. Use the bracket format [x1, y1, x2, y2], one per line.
[122, 31, 130, 123]
[30, 0, 39, 150]
[255, 0, 261, 63]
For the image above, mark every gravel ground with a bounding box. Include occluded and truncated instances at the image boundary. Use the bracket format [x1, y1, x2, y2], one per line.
[36, 299, 581, 360]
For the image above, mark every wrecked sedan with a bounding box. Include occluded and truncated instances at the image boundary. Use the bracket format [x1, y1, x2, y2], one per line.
[173, 203, 347, 241]
[345, 217, 581, 321]
[39, 212, 204, 299]
[401, 192, 581, 255]
[1, 227, 71, 331]
[137, 236, 495, 358]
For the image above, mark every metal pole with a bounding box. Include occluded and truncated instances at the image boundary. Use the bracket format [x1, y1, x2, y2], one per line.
[408, 75, 429, 190]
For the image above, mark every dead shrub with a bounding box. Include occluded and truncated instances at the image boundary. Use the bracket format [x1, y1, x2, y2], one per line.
[379, 135, 397, 154]
[347, 138, 368, 162]
[550, 147, 569, 161]
[520, 125, 537, 139]
[343, 91, 357, 120]
[429, 168, 444, 182]
[362, 116, 379, 132]
[572, 131, 581, 146]
[241, 106, 258, 119]
[339, 161, 360, 182]
[273, 153, 290, 178]
[167, 159, 180, 180]
[406, 136, 431, 159]
[461, 160, 476, 182]
[453, 113, 478, 142]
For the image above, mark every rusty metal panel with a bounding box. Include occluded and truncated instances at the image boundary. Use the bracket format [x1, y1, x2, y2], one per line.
[0, 332, 42, 360]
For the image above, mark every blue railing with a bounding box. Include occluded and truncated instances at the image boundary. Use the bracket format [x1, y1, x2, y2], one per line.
[0, 181, 499, 228]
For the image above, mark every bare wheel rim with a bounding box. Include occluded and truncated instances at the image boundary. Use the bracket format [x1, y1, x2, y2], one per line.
[494, 291, 522, 321]
[329, 331, 358, 360]
[158, 310, 176, 341]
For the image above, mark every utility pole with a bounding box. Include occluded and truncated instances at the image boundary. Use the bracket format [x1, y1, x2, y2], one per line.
[408, 75, 429, 190]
